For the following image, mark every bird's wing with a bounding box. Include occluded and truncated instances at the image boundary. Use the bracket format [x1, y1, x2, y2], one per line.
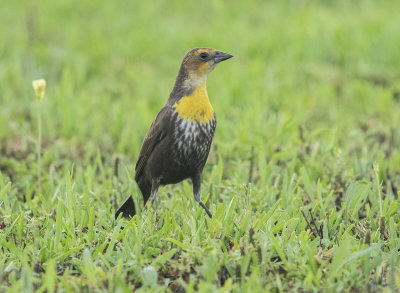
[135, 106, 170, 180]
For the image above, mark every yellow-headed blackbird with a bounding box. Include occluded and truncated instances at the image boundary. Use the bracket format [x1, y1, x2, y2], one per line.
[115, 47, 233, 219]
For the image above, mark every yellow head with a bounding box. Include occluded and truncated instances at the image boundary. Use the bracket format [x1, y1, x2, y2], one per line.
[173, 47, 233, 93]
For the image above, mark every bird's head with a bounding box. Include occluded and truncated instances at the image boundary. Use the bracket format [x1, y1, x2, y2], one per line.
[176, 47, 233, 92]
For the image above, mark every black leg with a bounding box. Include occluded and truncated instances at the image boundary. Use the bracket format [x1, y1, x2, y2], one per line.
[150, 180, 159, 204]
[146, 178, 160, 210]
[192, 173, 212, 218]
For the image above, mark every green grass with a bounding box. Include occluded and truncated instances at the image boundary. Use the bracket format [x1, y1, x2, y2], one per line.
[1, 0, 400, 291]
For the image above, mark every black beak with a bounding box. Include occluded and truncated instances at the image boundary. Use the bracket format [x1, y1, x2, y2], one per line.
[214, 50, 233, 63]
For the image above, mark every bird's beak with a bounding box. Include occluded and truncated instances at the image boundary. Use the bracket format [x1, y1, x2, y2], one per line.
[214, 51, 233, 63]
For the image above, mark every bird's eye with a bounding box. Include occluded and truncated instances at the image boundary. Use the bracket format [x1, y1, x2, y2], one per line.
[199, 52, 208, 60]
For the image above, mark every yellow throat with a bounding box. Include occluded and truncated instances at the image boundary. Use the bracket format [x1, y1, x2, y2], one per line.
[173, 83, 214, 123]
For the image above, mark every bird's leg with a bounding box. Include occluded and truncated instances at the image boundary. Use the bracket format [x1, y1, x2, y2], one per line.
[192, 173, 212, 218]
[149, 178, 160, 208]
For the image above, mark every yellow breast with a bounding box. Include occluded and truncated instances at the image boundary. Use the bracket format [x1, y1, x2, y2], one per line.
[173, 83, 214, 123]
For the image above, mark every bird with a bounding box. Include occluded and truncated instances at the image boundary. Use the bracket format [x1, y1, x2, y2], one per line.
[115, 47, 233, 219]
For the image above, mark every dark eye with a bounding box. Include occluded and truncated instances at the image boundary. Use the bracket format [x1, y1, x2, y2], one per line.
[199, 52, 208, 60]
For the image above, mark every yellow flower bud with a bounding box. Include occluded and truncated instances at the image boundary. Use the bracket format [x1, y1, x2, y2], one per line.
[32, 79, 46, 100]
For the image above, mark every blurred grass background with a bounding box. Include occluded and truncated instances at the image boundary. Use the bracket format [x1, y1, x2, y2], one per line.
[1, 0, 400, 291]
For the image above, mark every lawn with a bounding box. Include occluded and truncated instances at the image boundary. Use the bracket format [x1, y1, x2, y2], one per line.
[1, 0, 400, 292]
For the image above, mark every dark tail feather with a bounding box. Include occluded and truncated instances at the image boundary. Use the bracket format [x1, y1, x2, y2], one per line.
[115, 195, 136, 219]
[114, 178, 151, 219]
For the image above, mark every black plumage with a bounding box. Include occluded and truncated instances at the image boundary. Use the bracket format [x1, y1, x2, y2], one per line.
[115, 48, 233, 219]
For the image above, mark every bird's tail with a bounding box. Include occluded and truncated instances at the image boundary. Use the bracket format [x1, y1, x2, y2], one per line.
[114, 178, 151, 219]
[115, 195, 136, 219]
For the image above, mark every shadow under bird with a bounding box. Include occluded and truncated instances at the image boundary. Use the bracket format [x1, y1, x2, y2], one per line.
[115, 47, 233, 219]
